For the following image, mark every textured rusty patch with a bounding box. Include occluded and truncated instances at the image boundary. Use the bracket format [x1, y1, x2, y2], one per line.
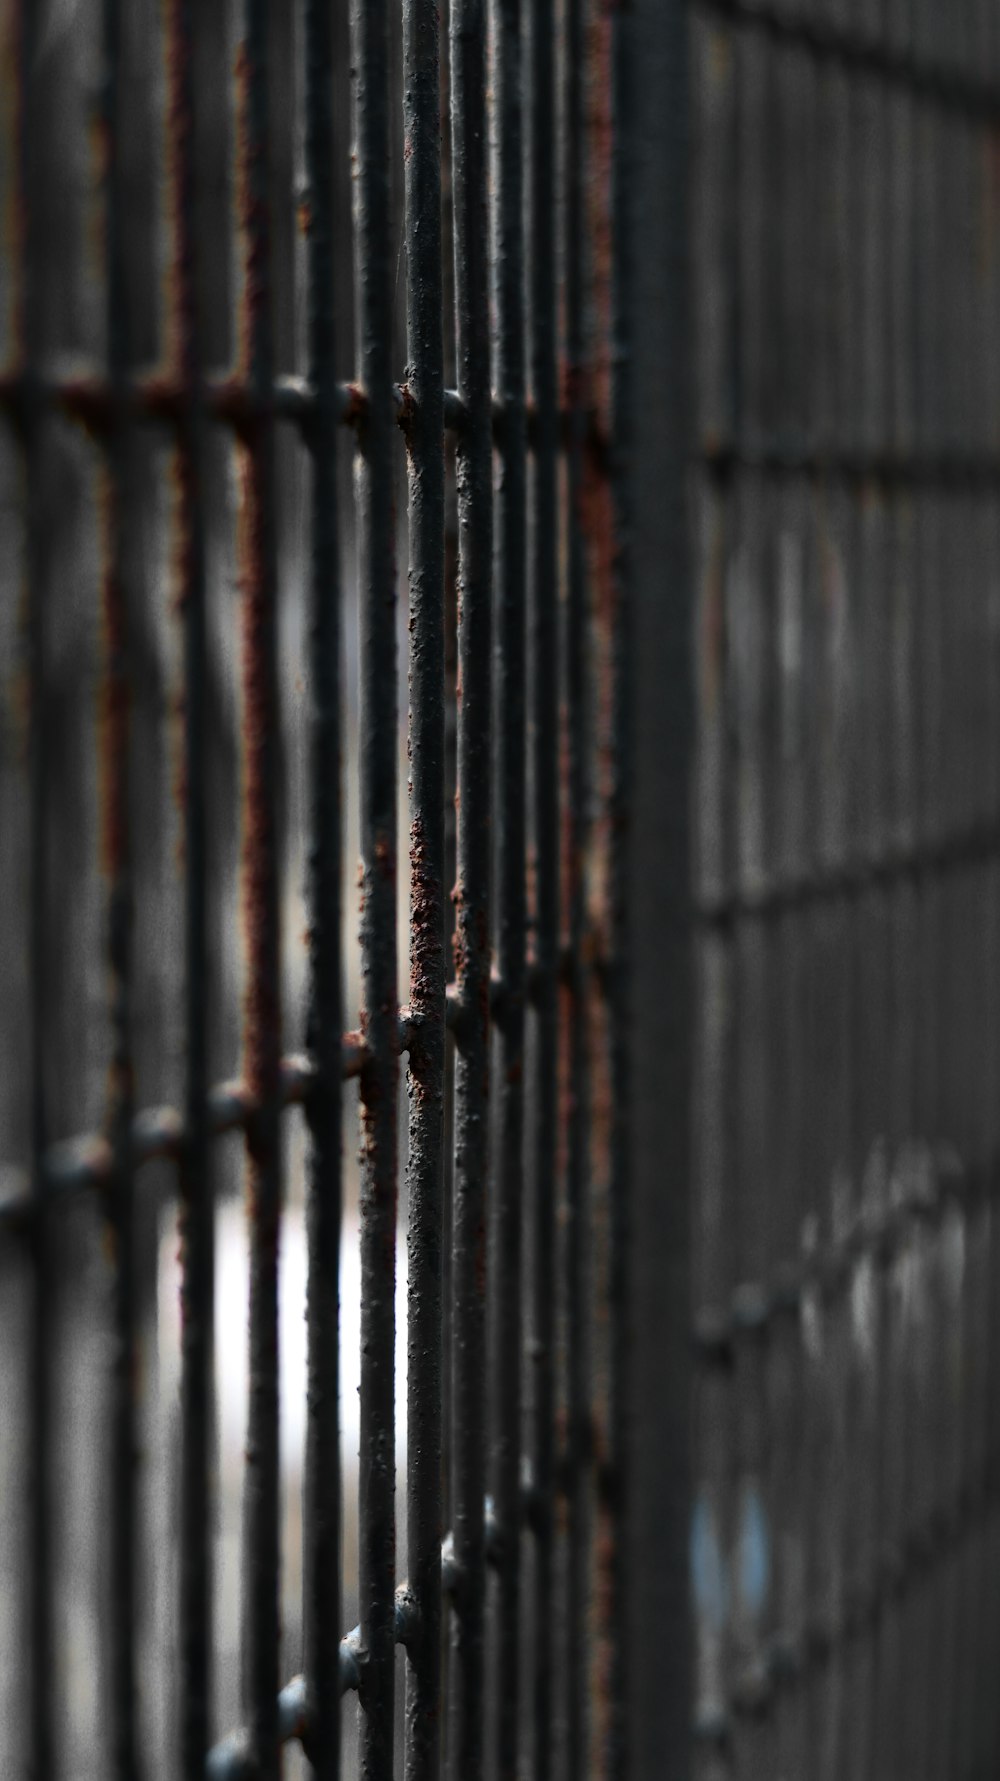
[342, 381, 367, 429]
[587, 3, 615, 440]
[374, 831, 395, 883]
[409, 814, 445, 1088]
[579, 448, 617, 940]
[396, 379, 418, 444]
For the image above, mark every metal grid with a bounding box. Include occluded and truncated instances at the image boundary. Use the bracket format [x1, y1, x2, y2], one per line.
[7, 0, 997, 1776]
[691, 2, 1000, 1779]
[0, 1, 685, 1778]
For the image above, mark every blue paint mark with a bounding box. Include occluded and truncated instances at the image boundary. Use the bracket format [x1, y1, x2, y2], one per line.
[691, 1492, 728, 1635]
[738, 1482, 770, 1619]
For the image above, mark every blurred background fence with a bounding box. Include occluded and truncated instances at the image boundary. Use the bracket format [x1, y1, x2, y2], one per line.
[691, 6, 1000, 1780]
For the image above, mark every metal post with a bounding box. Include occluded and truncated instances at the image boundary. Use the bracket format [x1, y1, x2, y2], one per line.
[610, 1, 694, 1776]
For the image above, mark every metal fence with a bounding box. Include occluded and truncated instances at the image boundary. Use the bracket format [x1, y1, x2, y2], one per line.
[3, 0, 999, 1778]
[0, 0, 686, 1777]
[691, 5, 1000, 1781]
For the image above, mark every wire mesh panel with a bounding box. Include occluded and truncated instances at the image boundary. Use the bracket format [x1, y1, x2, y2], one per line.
[8, 0, 1000, 1774]
[0, 1, 688, 1778]
[691, 4, 1000, 1779]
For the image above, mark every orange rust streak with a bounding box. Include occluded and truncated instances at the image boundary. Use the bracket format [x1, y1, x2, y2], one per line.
[586, 5, 615, 440]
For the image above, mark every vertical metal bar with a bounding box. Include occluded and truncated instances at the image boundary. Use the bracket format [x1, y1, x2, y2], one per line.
[167, 1, 214, 1772]
[979, 506, 1000, 1780]
[610, 0, 694, 1778]
[526, 0, 558, 1764]
[15, 0, 52, 1770]
[303, 0, 343, 1774]
[237, 4, 283, 1772]
[562, 0, 590, 1767]
[99, 2, 140, 1770]
[401, 0, 446, 1772]
[448, 0, 493, 1766]
[489, 0, 527, 1770]
[351, 0, 399, 1769]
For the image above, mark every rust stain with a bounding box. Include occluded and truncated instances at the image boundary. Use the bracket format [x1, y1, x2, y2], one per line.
[374, 831, 395, 883]
[396, 379, 417, 445]
[707, 22, 732, 87]
[587, 3, 615, 440]
[408, 814, 444, 1098]
[343, 381, 367, 429]
[577, 444, 616, 939]
[87, 108, 112, 297]
[451, 884, 467, 989]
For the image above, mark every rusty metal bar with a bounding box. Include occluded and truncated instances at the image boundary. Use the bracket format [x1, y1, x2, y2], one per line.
[10, 357, 1000, 487]
[700, 441, 1000, 486]
[697, 818, 1000, 926]
[561, 0, 590, 1771]
[98, 1, 141, 1769]
[13, 352, 1000, 488]
[526, 0, 559, 1768]
[301, 0, 344, 1774]
[12, 0, 54, 1770]
[166, 1, 215, 1773]
[488, 0, 527, 1770]
[0, 364, 594, 452]
[236, 4, 283, 1773]
[401, 0, 447, 1771]
[351, 0, 400, 1770]
[448, 0, 493, 1767]
[0, 1048, 363, 1230]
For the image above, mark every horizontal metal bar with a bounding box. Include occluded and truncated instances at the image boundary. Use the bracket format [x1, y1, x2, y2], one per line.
[1, 972, 590, 1231]
[702, 440, 1000, 491]
[0, 1041, 373, 1228]
[0, 363, 609, 454]
[0, 366, 339, 433]
[206, 1642, 360, 1780]
[695, 1466, 1000, 1746]
[4, 938, 981, 1245]
[205, 1482, 554, 1778]
[696, 0, 1000, 120]
[694, 1147, 987, 1364]
[698, 822, 1000, 928]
